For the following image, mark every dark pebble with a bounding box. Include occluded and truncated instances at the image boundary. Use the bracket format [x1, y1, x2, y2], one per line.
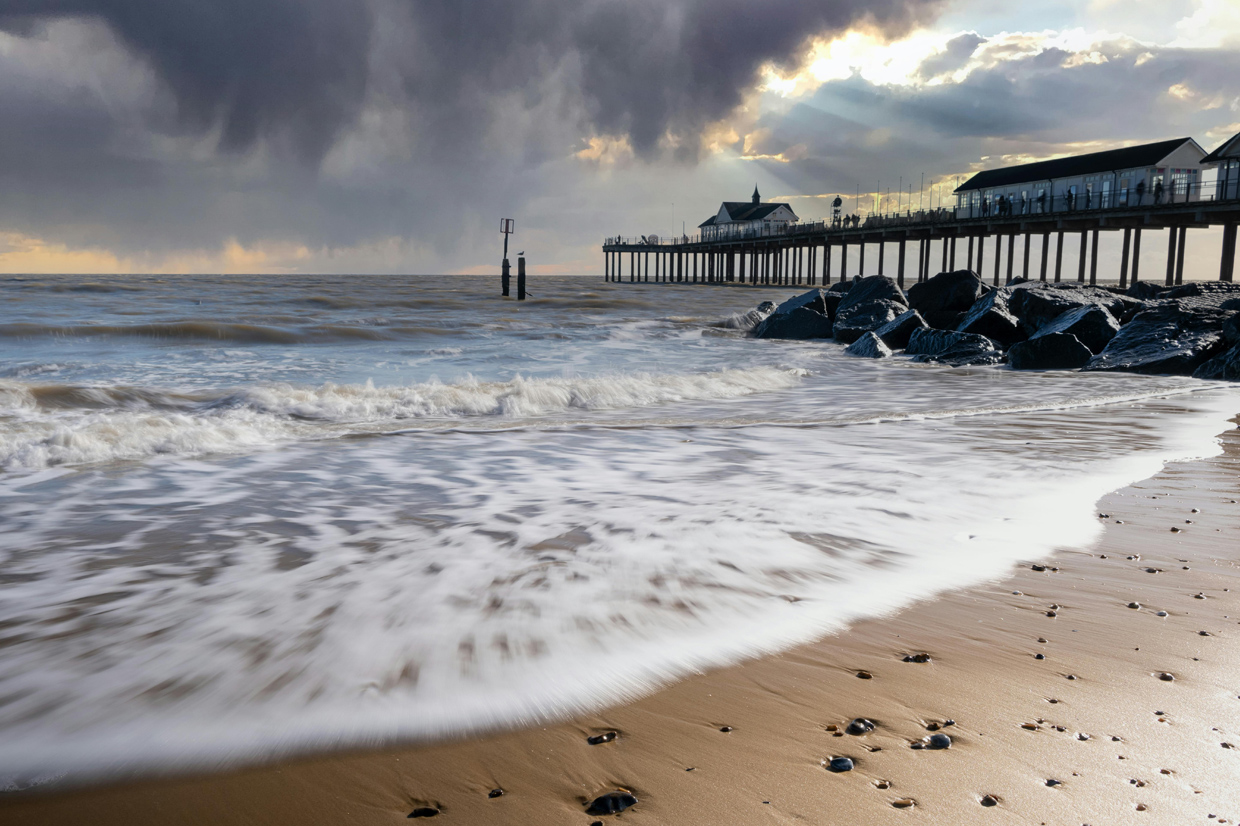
[927, 733, 952, 749]
[981, 795, 999, 807]
[846, 718, 875, 735]
[1046, 779, 1062, 787]
[586, 792, 638, 816]
[1046, 611, 1057, 617]
[407, 808, 440, 819]
[1128, 602, 1141, 609]
[1035, 653, 1045, 660]
[1200, 631, 1212, 636]
[828, 756, 855, 772]
[1158, 672, 1175, 681]
[488, 789, 504, 799]
[903, 653, 932, 663]
[1032, 565, 1046, 571]
[1066, 674, 1078, 680]
[719, 726, 733, 732]
[587, 731, 617, 745]
[856, 671, 873, 679]
[1171, 527, 1182, 533]
[1037, 638, 1048, 643]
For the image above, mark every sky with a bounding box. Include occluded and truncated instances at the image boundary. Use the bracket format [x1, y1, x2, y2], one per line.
[0, 0, 1238, 276]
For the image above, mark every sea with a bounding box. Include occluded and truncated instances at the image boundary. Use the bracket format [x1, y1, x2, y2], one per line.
[0, 273, 1237, 789]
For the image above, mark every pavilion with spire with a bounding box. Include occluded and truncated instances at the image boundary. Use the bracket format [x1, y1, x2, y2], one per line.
[698, 185, 798, 241]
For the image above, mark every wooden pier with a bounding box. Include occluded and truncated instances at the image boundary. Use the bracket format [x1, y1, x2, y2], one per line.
[603, 195, 1240, 289]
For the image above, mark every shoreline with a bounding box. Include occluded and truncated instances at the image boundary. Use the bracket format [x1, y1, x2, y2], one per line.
[3, 417, 1239, 823]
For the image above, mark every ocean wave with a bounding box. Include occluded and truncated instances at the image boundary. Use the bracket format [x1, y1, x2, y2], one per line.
[0, 321, 396, 345]
[0, 367, 809, 469]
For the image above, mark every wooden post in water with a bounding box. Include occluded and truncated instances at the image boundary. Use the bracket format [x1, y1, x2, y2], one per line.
[841, 242, 849, 281]
[517, 255, 527, 300]
[1165, 226, 1178, 286]
[825, 242, 833, 284]
[1119, 228, 1132, 288]
[1040, 233, 1049, 281]
[1175, 227, 1187, 285]
[1054, 231, 1064, 282]
[967, 236, 974, 270]
[949, 236, 956, 270]
[500, 218, 514, 296]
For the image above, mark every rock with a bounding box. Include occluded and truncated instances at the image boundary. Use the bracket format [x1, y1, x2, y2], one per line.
[906, 328, 1003, 367]
[586, 791, 638, 815]
[587, 731, 617, 745]
[772, 289, 831, 319]
[408, 807, 440, 818]
[907, 270, 989, 329]
[753, 307, 834, 340]
[1008, 333, 1092, 370]
[844, 331, 893, 358]
[957, 289, 1025, 346]
[846, 718, 876, 735]
[927, 733, 953, 749]
[1009, 282, 1146, 334]
[1032, 304, 1120, 354]
[1162, 281, 1240, 300]
[828, 280, 852, 293]
[833, 299, 906, 344]
[1225, 314, 1240, 345]
[1085, 304, 1234, 375]
[1195, 341, 1240, 380]
[488, 789, 505, 798]
[1127, 281, 1165, 300]
[827, 756, 855, 772]
[836, 275, 908, 317]
[874, 309, 929, 349]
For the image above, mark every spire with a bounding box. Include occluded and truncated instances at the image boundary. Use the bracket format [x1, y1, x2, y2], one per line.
[752, 185, 761, 204]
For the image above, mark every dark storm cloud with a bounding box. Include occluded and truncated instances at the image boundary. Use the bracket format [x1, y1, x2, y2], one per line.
[1, 0, 946, 163]
[915, 31, 986, 79]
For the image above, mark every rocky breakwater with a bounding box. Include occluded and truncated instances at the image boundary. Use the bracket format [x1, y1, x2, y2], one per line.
[747, 271, 1240, 381]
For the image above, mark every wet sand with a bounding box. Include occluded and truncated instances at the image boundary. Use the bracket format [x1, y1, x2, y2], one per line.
[4, 420, 1240, 825]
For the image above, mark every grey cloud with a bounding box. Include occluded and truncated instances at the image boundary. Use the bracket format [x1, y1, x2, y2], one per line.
[916, 31, 985, 79]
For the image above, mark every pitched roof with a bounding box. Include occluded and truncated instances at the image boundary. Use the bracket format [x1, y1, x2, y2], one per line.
[1202, 130, 1240, 164]
[721, 202, 796, 221]
[698, 215, 718, 228]
[956, 138, 1197, 192]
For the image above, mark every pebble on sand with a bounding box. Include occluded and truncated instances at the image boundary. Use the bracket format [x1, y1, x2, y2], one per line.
[828, 756, 855, 772]
[407, 808, 440, 818]
[902, 653, 932, 663]
[927, 733, 952, 749]
[1046, 779, 1062, 787]
[1158, 672, 1176, 681]
[587, 731, 617, 745]
[488, 789, 504, 798]
[856, 671, 873, 679]
[892, 798, 916, 808]
[1128, 602, 1141, 609]
[846, 718, 876, 735]
[585, 791, 638, 816]
[719, 726, 733, 732]
[981, 795, 999, 807]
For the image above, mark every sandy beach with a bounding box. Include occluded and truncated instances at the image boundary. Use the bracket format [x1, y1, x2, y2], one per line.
[2, 414, 1236, 825]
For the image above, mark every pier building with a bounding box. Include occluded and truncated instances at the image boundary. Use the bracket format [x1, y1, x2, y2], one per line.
[699, 187, 798, 241]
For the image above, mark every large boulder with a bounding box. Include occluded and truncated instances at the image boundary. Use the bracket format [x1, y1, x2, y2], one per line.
[1194, 342, 1240, 380]
[1009, 333, 1093, 370]
[1084, 304, 1235, 375]
[833, 299, 906, 344]
[772, 289, 831, 319]
[1126, 281, 1165, 300]
[874, 309, 929, 350]
[1031, 304, 1120, 354]
[1162, 281, 1240, 301]
[907, 270, 989, 330]
[828, 280, 852, 293]
[753, 307, 834, 340]
[957, 289, 1025, 346]
[836, 275, 908, 317]
[844, 331, 893, 359]
[906, 328, 1003, 367]
[1008, 282, 1146, 334]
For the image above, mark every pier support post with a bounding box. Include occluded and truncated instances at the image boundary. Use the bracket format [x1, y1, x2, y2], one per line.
[825, 243, 833, 284]
[967, 236, 974, 270]
[897, 238, 906, 288]
[1089, 229, 1099, 285]
[1119, 228, 1132, 288]
[1006, 233, 1016, 284]
[1221, 222, 1237, 282]
[1077, 231, 1088, 283]
[1165, 226, 1178, 286]
[1132, 229, 1142, 283]
[841, 242, 849, 281]
[878, 239, 886, 276]
[859, 242, 866, 278]
[739, 250, 745, 284]
[631, 251, 636, 283]
[940, 238, 948, 274]
[1054, 232, 1064, 283]
[977, 235, 985, 275]
[993, 233, 1002, 286]
[809, 244, 817, 286]
[1039, 233, 1049, 281]
[644, 251, 650, 283]
[949, 236, 957, 270]
[1175, 226, 1187, 285]
[1023, 232, 1031, 280]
